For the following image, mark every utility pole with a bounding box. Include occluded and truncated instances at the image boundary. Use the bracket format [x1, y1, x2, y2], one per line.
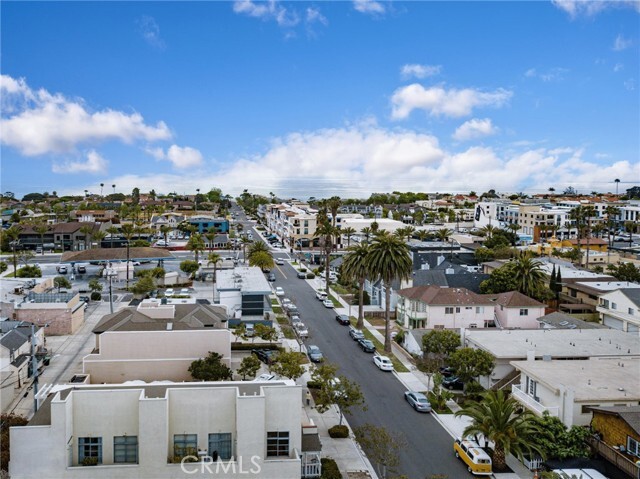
[30, 323, 39, 414]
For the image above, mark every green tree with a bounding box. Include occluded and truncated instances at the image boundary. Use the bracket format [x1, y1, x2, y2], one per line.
[207, 252, 221, 303]
[270, 351, 305, 381]
[341, 227, 356, 248]
[426, 372, 454, 411]
[254, 324, 277, 344]
[606, 262, 640, 282]
[186, 232, 206, 263]
[88, 278, 103, 293]
[353, 424, 406, 479]
[508, 253, 547, 299]
[0, 262, 7, 274]
[237, 355, 261, 380]
[159, 225, 172, 247]
[421, 329, 460, 365]
[533, 413, 591, 460]
[17, 250, 35, 267]
[448, 348, 495, 387]
[341, 243, 371, 329]
[4, 225, 23, 275]
[53, 275, 72, 292]
[311, 363, 366, 426]
[455, 390, 545, 471]
[180, 260, 200, 278]
[131, 276, 155, 296]
[189, 351, 232, 381]
[15, 265, 42, 278]
[106, 226, 119, 248]
[79, 224, 94, 250]
[315, 220, 339, 286]
[479, 265, 518, 294]
[474, 247, 495, 263]
[366, 231, 412, 353]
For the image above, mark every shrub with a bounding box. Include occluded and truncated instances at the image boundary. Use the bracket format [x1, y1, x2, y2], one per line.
[306, 380, 321, 389]
[320, 458, 342, 479]
[394, 330, 405, 344]
[15, 265, 42, 278]
[306, 272, 315, 279]
[90, 292, 102, 301]
[81, 456, 98, 466]
[328, 425, 349, 438]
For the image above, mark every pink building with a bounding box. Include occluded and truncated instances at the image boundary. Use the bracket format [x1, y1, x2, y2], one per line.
[491, 291, 546, 329]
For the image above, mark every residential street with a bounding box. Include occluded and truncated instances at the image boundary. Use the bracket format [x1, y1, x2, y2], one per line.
[269, 260, 471, 479]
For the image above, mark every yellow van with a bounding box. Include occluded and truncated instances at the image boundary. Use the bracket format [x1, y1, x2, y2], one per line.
[454, 438, 492, 476]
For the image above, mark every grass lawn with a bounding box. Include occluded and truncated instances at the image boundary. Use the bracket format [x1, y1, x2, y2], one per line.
[270, 298, 279, 305]
[272, 306, 283, 314]
[281, 325, 295, 340]
[276, 315, 288, 325]
[327, 293, 342, 308]
[331, 284, 350, 295]
[364, 317, 387, 327]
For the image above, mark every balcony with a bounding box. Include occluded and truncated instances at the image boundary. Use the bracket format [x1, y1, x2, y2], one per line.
[587, 436, 640, 479]
[511, 384, 559, 417]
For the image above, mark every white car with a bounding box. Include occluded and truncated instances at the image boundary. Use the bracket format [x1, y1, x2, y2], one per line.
[294, 323, 309, 338]
[275, 287, 285, 297]
[316, 290, 327, 301]
[275, 258, 285, 266]
[373, 355, 394, 371]
[165, 288, 174, 297]
[322, 299, 333, 308]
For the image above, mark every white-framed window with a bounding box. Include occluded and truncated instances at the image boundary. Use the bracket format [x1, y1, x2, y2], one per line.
[114, 436, 138, 464]
[519, 309, 529, 316]
[628, 436, 640, 457]
[476, 307, 484, 313]
[445, 307, 454, 314]
[174, 434, 197, 458]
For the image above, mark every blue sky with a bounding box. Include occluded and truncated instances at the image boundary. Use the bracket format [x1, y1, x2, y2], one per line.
[1, 0, 639, 199]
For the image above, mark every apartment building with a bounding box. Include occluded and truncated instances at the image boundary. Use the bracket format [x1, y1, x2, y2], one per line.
[517, 205, 574, 241]
[266, 203, 318, 249]
[216, 267, 273, 327]
[9, 381, 305, 478]
[9, 292, 85, 335]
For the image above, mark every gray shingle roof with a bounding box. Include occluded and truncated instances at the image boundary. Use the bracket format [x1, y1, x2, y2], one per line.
[588, 406, 640, 436]
[622, 288, 640, 308]
[0, 328, 31, 351]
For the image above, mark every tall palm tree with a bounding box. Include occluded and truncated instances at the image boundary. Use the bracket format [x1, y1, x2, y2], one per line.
[159, 225, 172, 247]
[366, 231, 412, 353]
[342, 227, 356, 248]
[327, 196, 341, 228]
[4, 225, 23, 275]
[315, 221, 338, 286]
[415, 230, 429, 242]
[207, 252, 221, 303]
[204, 226, 219, 255]
[604, 206, 620, 247]
[32, 223, 49, 254]
[186, 232, 206, 263]
[341, 243, 371, 329]
[480, 224, 497, 239]
[240, 236, 252, 264]
[361, 227, 373, 243]
[92, 231, 106, 249]
[395, 226, 415, 243]
[79, 225, 94, 250]
[106, 226, 119, 248]
[120, 223, 137, 289]
[507, 253, 546, 299]
[614, 178, 620, 195]
[435, 228, 452, 242]
[455, 390, 545, 471]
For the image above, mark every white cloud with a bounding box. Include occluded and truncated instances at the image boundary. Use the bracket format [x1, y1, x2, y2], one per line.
[306, 7, 327, 26]
[353, 0, 386, 15]
[524, 67, 569, 82]
[452, 118, 498, 141]
[0, 75, 171, 156]
[145, 144, 204, 169]
[552, 0, 640, 18]
[52, 150, 108, 175]
[624, 79, 636, 91]
[400, 64, 442, 80]
[137, 15, 165, 49]
[613, 34, 633, 51]
[613, 63, 624, 72]
[391, 83, 512, 119]
[233, 0, 300, 27]
[82, 124, 638, 199]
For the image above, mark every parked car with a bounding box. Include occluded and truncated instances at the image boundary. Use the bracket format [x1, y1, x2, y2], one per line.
[373, 355, 394, 371]
[57, 266, 68, 274]
[443, 376, 464, 390]
[316, 290, 328, 301]
[165, 288, 174, 297]
[349, 326, 365, 341]
[275, 258, 285, 265]
[307, 345, 324, 363]
[404, 391, 432, 412]
[245, 323, 255, 338]
[290, 315, 302, 325]
[267, 272, 276, 282]
[275, 287, 285, 296]
[79, 295, 90, 303]
[357, 338, 376, 353]
[77, 265, 87, 274]
[322, 299, 334, 308]
[335, 314, 350, 325]
[294, 323, 309, 338]
[439, 366, 456, 378]
[251, 348, 277, 365]
[297, 271, 307, 279]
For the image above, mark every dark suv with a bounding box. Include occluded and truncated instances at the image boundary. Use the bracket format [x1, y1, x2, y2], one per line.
[442, 376, 464, 390]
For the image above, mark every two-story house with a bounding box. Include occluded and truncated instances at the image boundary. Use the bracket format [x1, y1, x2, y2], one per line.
[597, 288, 640, 333]
[490, 291, 546, 329]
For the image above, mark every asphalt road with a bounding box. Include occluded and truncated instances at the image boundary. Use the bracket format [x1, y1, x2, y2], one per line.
[271, 261, 471, 479]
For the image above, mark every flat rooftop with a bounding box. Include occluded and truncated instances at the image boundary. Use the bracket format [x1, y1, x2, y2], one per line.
[511, 357, 640, 401]
[217, 266, 271, 294]
[465, 329, 640, 359]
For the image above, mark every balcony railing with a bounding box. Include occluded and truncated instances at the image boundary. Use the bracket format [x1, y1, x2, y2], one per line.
[300, 452, 321, 478]
[587, 436, 640, 479]
[511, 384, 559, 417]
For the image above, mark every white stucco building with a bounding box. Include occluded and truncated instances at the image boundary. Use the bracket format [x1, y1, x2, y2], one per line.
[597, 288, 640, 333]
[10, 380, 309, 479]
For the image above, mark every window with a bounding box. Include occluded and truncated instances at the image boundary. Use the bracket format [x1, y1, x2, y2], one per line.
[627, 437, 640, 457]
[527, 378, 537, 398]
[445, 307, 454, 314]
[455, 307, 461, 313]
[519, 309, 529, 316]
[602, 299, 610, 308]
[469, 323, 477, 328]
[629, 308, 635, 316]
[476, 307, 484, 314]
[114, 436, 138, 464]
[209, 433, 232, 460]
[266, 431, 289, 457]
[174, 434, 197, 458]
[612, 302, 617, 310]
[79, 437, 102, 464]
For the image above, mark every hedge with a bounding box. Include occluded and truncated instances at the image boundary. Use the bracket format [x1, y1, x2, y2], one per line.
[320, 458, 342, 479]
[230, 343, 282, 351]
[328, 425, 349, 438]
[306, 380, 321, 389]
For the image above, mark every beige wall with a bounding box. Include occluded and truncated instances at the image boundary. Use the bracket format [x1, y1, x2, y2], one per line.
[83, 330, 231, 383]
[10, 382, 302, 479]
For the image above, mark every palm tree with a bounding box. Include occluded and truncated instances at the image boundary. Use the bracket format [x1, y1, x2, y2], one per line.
[32, 223, 49, 254]
[361, 227, 373, 243]
[100, 183, 104, 197]
[186, 232, 206, 263]
[79, 225, 94, 250]
[508, 253, 546, 299]
[395, 226, 415, 242]
[120, 223, 137, 289]
[92, 231, 106, 249]
[159, 225, 172, 247]
[366, 231, 412, 353]
[604, 206, 620, 247]
[327, 196, 342, 228]
[249, 251, 274, 271]
[341, 243, 371, 329]
[415, 230, 429, 242]
[435, 228, 452, 242]
[207, 252, 221, 303]
[315, 221, 338, 287]
[342, 227, 356, 248]
[106, 226, 119, 248]
[4, 225, 23, 275]
[240, 236, 252, 264]
[614, 178, 620, 195]
[204, 226, 219, 255]
[455, 390, 545, 471]
[480, 224, 497, 239]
